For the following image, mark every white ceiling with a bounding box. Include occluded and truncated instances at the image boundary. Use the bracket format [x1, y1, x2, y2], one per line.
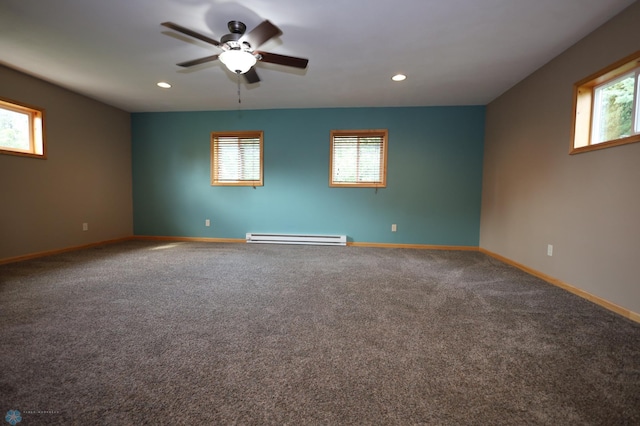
[0, 0, 635, 112]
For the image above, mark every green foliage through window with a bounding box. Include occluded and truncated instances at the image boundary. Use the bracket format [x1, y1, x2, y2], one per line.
[0, 108, 30, 150]
[593, 72, 636, 143]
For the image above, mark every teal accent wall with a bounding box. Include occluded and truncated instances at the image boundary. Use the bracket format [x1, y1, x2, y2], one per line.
[132, 106, 485, 245]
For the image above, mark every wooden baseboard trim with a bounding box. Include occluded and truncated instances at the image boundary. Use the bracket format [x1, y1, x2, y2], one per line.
[348, 242, 479, 251]
[0, 237, 135, 265]
[479, 248, 640, 324]
[136, 237, 479, 251]
[134, 235, 246, 244]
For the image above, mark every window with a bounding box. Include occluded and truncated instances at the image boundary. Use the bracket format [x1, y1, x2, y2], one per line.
[211, 131, 263, 186]
[571, 50, 640, 154]
[330, 129, 388, 187]
[0, 97, 46, 158]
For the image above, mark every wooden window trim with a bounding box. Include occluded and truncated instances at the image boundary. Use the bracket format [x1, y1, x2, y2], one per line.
[329, 129, 388, 188]
[211, 130, 263, 187]
[570, 50, 640, 154]
[0, 97, 46, 159]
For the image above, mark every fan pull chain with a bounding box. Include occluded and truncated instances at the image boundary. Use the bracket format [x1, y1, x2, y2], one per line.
[237, 72, 242, 104]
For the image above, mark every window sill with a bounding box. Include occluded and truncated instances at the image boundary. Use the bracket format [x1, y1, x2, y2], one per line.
[570, 133, 640, 155]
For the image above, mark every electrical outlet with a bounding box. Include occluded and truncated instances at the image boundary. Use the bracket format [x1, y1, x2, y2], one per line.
[391, 224, 397, 232]
[82, 223, 88, 231]
[547, 244, 553, 256]
[205, 219, 210, 227]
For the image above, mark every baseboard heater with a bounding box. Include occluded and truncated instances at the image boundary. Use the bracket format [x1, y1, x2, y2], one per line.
[246, 233, 347, 246]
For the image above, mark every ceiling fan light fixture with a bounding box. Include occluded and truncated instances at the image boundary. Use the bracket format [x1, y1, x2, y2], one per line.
[219, 49, 257, 74]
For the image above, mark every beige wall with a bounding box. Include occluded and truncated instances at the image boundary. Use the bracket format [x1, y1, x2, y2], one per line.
[0, 65, 132, 260]
[481, 2, 640, 314]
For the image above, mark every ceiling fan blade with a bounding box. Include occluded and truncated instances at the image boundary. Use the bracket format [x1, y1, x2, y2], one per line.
[240, 20, 282, 49]
[161, 22, 221, 47]
[176, 54, 220, 67]
[244, 67, 260, 84]
[257, 51, 309, 69]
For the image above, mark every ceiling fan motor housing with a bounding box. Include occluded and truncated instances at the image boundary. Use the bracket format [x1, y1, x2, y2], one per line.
[221, 21, 249, 49]
[227, 21, 246, 35]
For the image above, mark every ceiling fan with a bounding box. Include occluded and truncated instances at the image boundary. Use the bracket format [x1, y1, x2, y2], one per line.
[161, 20, 309, 84]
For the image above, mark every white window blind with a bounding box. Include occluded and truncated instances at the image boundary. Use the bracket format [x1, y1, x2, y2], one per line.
[211, 131, 263, 186]
[330, 130, 387, 187]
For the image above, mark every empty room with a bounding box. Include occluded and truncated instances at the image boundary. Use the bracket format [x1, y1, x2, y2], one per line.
[1, 0, 639, 424]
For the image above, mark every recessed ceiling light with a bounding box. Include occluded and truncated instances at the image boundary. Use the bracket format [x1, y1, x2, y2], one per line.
[157, 82, 172, 89]
[392, 74, 407, 82]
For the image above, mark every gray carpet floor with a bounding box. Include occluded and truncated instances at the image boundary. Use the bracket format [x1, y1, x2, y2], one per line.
[0, 241, 639, 425]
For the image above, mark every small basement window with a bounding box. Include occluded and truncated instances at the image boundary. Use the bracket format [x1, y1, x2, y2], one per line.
[330, 129, 388, 188]
[211, 131, 263, 186]
[0, 97, 46, 158]
[571, 51, 640, 154]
